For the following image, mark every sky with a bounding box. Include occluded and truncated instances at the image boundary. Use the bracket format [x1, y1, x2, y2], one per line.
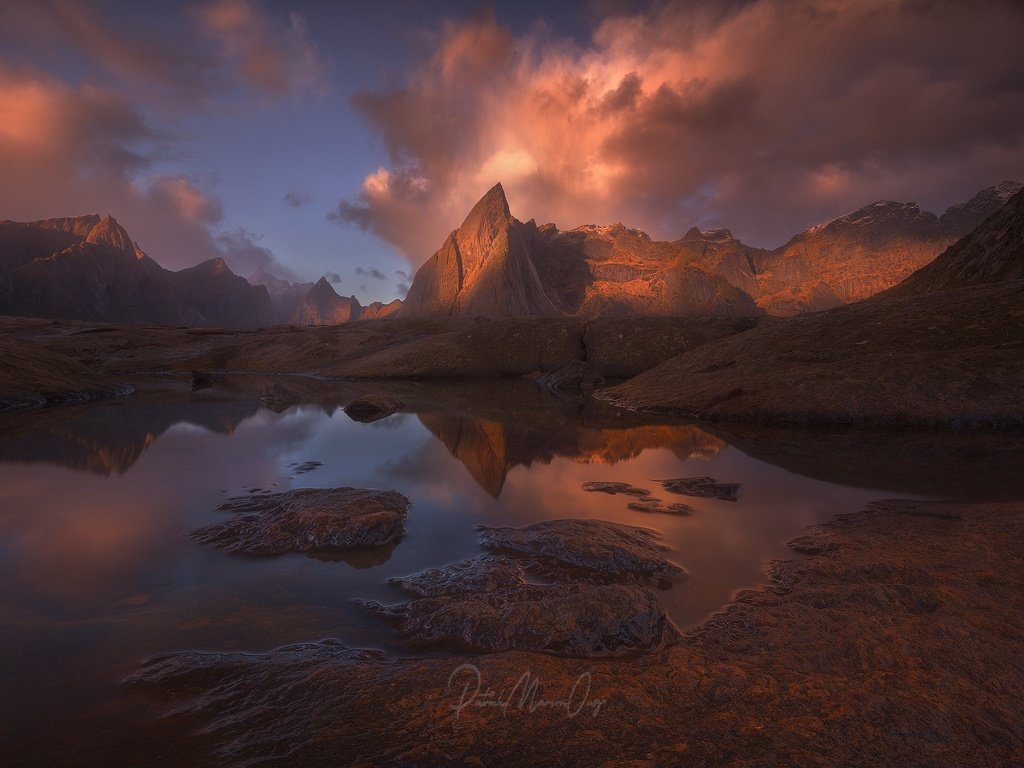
[1, 0, 1023, 304]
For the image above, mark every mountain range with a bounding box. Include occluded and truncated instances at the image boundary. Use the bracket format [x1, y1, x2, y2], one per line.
[1, 180, 1018, 327]
[400, 180, 1021, 318]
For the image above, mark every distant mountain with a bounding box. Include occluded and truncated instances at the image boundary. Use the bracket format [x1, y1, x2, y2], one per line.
[885, 187, 1024, 297]
[290, 277, 362, 325]
[361, 299, 403, 320]
[0, 214, 272, 327]
[401, 181, 1022, 318]
[249, 267, 314, 324]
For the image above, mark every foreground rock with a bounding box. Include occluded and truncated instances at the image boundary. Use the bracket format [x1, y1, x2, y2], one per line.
[128, 500, 1024, 767]
[478, 519, 684, 582]
[369, 555, 677, 656]
[343, 395, 403, 423]
[192, 487, 409, 555]
[371, 582, 675, 656]
[660, 476, 741, 501]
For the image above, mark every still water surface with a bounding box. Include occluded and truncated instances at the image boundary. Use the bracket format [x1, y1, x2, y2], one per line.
[1, 381, 1021, 764]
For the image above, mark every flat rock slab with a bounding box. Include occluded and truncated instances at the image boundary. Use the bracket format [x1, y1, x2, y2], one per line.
[478, 519, 684, 581]
[369, 581, 676, 657]
[627, 501, 693, 516]
[343, 395, 403, 423]
[659, 476, 741, 501]
[581, 481, 653, 497]
[388, 553, 528, 597]
[192, 487, 410, 555]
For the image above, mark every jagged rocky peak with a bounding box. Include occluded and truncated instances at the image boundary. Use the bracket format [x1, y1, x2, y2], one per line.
[940, 180, 1023, 233]
[679, 226, 736, 243]
[455, 182, 514, 254]
[809, 200, 938, 235]
[84, 214, 136, 256]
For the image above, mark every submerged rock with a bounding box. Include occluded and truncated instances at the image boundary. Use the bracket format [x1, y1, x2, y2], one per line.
[290, 460, 322, 474]
[259, 383, 298, 412]
[627, 501, 693, 516]
[192, 487, 409, 555]
[343, 395, 403, 423]
[478, 519, 684, 581]
[660, 476, 741, 501]
[581, 481, 652, 497]
[369, 580, 677, 656]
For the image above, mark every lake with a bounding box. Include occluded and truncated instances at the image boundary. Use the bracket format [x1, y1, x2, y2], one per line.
[1, 378, 1022, 765]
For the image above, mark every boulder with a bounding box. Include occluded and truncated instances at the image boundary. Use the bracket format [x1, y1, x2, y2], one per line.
[343, 395, 403, 423]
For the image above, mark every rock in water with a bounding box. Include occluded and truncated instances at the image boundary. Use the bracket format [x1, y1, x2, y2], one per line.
[259, 383, 297, 412]
[388, 553, 528, 597]
[660, 476, 741, 501]
[627, 501, 694, 516]
[343, 395, 403, 423]
[581, 481, 652, 497]
[478, 519, 684, 581]
[192, 487, 410, 555]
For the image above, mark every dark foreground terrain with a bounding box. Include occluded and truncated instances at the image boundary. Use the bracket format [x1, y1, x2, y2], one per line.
[123, 498, 1024, 767]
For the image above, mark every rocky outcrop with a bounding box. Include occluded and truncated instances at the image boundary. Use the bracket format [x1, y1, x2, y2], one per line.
[192, 487, 410, 555]
[360, 298, 403, 320]
[0, 214, 273, 328]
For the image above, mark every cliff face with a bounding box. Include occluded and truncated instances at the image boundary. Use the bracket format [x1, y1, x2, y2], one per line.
[401, 184, 760, 319]
[400, 182, 1021, 319]
[0, 215, 272, 328]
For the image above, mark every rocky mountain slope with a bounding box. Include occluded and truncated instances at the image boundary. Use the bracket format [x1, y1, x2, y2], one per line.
[885, 187, 1024, 296]
[0, 215, 272, 328]
[402, 181, 1021, 318]
[598, 188, 1024, 424]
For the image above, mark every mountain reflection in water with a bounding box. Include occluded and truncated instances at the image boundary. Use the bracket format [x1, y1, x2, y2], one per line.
[0, 378, 1022, 766]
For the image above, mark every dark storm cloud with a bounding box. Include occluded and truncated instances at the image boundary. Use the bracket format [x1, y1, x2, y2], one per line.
[337, 0, 1024, 257]
[355, 267, 387, 280]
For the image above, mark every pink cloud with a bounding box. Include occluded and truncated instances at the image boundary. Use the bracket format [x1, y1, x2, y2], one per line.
[336, 1, 1024, 262]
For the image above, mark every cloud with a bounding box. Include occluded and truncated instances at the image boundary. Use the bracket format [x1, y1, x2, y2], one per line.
[395, 268, 410, 280]
[0, 63, 294, 276]
[336, 1, 1024, 257]
[324, 271, 342, 283]
[355, 266, 387, 280]
[193, 0, 328, 98]
[283, 189, 313, 207]
[0, 0, 328, 107]
[395, 282, 410, 295]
